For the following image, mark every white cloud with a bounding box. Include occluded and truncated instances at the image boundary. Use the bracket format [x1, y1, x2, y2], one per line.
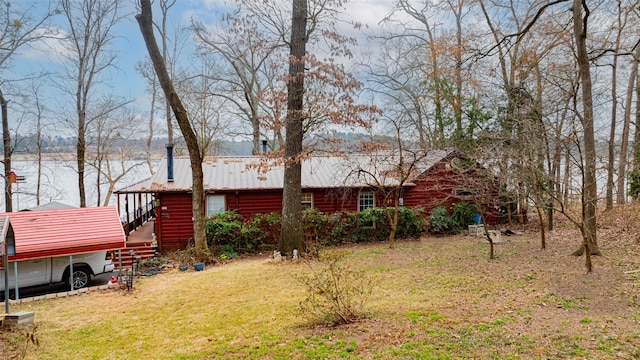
[344, 0, 392, 30]
[18, 26, 72, 64]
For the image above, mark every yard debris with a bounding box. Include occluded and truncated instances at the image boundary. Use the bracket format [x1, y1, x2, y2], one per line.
[500, 229, 521, 236]
[139, 265, 166, 276]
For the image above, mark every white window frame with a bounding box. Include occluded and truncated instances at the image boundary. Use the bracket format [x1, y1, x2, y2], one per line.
[301, 192, 313, 209]
[206, 194, 226, 216]
[358, 191, 375, 212]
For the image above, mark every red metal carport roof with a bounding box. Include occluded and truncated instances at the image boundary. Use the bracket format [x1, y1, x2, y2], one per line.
[0, 206, 125, 261]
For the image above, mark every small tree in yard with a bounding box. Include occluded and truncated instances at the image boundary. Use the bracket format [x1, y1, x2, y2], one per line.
[447, 157, 502, 260]
[349, 119, 433, 249]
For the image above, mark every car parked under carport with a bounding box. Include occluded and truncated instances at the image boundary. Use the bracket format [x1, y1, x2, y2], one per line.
[0, 206, 126, 301]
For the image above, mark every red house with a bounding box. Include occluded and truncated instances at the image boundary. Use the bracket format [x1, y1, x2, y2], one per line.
[115, 150, 497, 252]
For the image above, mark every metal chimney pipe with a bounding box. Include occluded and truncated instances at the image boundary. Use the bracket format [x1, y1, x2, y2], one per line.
[166, 144, 174, 182]
[261, 140, 268, 154]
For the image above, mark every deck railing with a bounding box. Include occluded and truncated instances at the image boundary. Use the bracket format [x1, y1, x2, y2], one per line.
[122, 200, 156, 235]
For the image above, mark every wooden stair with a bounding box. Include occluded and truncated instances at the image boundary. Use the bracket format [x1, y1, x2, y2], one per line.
[113, 244, 158, 271]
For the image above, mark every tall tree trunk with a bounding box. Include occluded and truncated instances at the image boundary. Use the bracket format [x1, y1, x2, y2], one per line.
[617, 53, 637, 204]
[452, 0, 464, 143]
[535, 202, 546, 250]
[36, 119, 42, 206]
[146, 72, 157, 175]
[0, 88, 11, 212]
[563, 146, 571, 207]
[137, 0, 208, 260]
[279, 0, 308, 256]
[634, 72, 640, 169]
[605, 4, 623, 210]
[572, 0, 601, 268]
[77, 109, 86, 207]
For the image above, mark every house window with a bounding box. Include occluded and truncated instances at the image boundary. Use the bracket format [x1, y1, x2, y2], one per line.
[301, 192, 313, 209]
[455, 189, 474, 197]
[359, 191, 375, 211]
[206, 195, 226, 216]
[455, 189, 482, 197]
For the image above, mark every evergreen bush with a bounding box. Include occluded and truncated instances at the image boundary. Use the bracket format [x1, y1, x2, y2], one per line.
[428, 206, 458, 234]
[452, 202, 479, 228]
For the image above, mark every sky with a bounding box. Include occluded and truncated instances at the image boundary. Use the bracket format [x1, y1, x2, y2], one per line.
[9, 0, 395, 133]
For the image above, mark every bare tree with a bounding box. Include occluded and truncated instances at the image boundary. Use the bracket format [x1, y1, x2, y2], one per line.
[0, 0, 58, 212]
[179, 63, 233, 157]
[616, 46, 638, 204]
[59, 0, 124, 208]
[603, 1, 634, 210]
[87, 109, 147, 206]
[137, 60, 159, 174]
[572, 0, 600, 271]
[350, 122, 431, 248]
[137, 0, 209, 260]
[192, 7, 286, 154]
[26, 80, 49, 206]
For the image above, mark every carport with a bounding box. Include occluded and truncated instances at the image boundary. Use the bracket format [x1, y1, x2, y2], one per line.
[0, 206, 126, 311]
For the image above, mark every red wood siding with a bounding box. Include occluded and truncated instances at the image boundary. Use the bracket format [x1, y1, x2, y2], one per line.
[232, 190, 282, 218]
[224, 188, 361, 218]
[313, 189, 358, 213]
[403, 160, 500, 223]
[156, 193, 194, 252]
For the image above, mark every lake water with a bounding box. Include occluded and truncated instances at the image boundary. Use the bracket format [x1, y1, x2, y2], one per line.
[5, 160, 155, 213]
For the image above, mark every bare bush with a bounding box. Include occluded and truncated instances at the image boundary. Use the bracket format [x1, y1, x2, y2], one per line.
[297, 251, 375, 326]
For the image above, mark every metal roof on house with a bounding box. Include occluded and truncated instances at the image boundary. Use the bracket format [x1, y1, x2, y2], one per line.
[0, 206, 126, 261]
[22, 201, 75, 211]
[117, 150, 452, 193]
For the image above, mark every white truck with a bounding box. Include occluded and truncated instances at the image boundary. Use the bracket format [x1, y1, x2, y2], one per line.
[1, 251, 115, 294]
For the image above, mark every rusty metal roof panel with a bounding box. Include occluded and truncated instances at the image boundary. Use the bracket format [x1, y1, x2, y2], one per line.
[0, 206, 126, 261]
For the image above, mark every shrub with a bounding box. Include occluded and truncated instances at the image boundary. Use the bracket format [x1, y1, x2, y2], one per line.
[452, 202, 479, 228]
[396, 206, 424, 238]
[327, 211, 349, 245]
[429, 207, 457, 234]
[303, 207, 425, 244]
[247, 212, 281, 245]
[205, 211, 243, 249]
[204, 208, 427, 256]
[205, 212, 242, 244]
[297, 251, 375, 325]
[218, 244, 237, 261]
[302, 208, 331, 245]
[206, 212, 282, 256]
[352, 207, 389, 242]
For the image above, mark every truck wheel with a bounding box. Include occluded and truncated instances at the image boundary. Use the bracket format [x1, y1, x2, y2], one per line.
[66, 268, 91, 289]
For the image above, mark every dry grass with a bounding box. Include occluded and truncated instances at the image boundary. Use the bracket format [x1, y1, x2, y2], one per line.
[6, 211, 640, 359]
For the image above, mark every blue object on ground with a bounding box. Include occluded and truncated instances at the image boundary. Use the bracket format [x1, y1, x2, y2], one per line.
[473, 214, 482, 224]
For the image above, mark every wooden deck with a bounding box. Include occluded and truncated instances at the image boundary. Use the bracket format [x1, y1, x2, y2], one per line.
[126, 218, 156, 246]
[114, 219, 158, 270]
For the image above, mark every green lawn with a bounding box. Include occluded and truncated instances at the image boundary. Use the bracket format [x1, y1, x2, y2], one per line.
[5, 232, 640, 359]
